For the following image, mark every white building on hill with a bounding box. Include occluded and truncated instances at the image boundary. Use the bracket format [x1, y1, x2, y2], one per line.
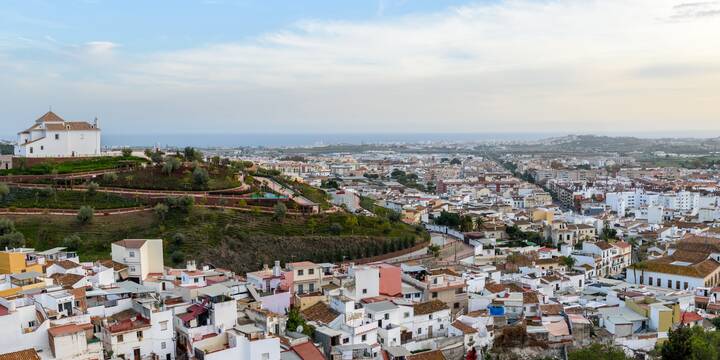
[15, 111, 101, 158]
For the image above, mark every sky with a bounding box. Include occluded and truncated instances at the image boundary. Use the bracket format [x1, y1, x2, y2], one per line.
[1, 0, 720, 138]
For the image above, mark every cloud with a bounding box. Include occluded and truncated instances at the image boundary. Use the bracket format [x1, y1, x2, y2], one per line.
[2, 0, 720, 134]
[670, 1, 720, 18]
[83, 41, 119, 56]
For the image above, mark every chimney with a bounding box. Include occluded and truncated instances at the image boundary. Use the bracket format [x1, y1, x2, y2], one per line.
[187, 260, 196, 271]
[272, 261, 281, 276]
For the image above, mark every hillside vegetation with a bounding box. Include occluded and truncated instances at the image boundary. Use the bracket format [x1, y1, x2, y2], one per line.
[6, 206, 426, 272]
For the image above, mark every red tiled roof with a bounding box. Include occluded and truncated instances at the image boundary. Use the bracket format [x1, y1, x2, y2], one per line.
[114, 239, 147, 249]
[451, 320, 477, 334]
[0, 349, 40, 360]
[681, 312, 703, 324]
[291, 341, 325, 360]
[48, 323, 88, 337]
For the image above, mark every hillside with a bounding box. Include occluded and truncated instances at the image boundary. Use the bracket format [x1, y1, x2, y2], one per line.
[5, 206, 426, 273]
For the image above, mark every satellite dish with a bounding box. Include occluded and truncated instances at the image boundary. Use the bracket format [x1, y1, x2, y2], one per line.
[296, 325, 304, 333]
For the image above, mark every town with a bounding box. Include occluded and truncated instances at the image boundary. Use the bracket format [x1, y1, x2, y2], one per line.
[2, 112, 720, 359]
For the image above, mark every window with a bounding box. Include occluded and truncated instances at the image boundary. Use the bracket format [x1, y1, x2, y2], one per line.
[308, 268, 314, 275]
[657, 278, 661, 287]
[130, 266, 136, 272]
[684, 282, 689, 290]
[639, 275, 643, 284]
[40, 146, 44, 150]
[117, 334, 124, 343]
[298, 284, 304, 294]
[137, 331, 143, 339]
[405, 294, 411, 299]
[454, 302, 460, 309]
[160, 321, 168, 331]
[440, 324, 444, 329]
[648, 276, 653, 285]
[129, 251, 135, 258]
[55, 134, 59, 140]
[676, 280, 681, 290]
[361, 334, 367, 341]
[404, 312, 410, 318]
[194, 278, 199, 283]
[362, 289, 368, 295]
[298, 269, 304, 276]
[668, 279, 672, 288]
[384, 313, 389, 320]
[432, 292, 438, 299]
[429, 314, 433, 320]
[261, 354, 270, 360]
[417, 328, 422, 335]
[161, 342, 166, 350]
[30, 147, 33, 154]
[343, 338, 349, 344]
[309, 283, 315, 292]
[58, 304, 63, 313]
[28, 320, 36, 328]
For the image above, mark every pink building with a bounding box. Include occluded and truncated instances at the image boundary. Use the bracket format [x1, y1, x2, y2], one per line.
[376, 264, 402, 297]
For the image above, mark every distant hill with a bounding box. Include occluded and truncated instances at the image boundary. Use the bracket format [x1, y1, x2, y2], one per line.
[498, 134, 720, 155]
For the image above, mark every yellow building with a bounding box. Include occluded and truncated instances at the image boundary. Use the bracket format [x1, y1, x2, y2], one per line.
[532, 208, 554, 223]
[0, 251, 43, 275]
[625, 297, 680, 332]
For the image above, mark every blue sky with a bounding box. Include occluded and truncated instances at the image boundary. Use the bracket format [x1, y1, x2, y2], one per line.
[1, 0, 720, 137]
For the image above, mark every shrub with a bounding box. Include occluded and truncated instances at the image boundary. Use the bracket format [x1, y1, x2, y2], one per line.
[0, 183, 9, 201]
[273, 203, 287, 222]
[329, 223, 343, 235]
[86, 182, 99, 196]
[192, 167, 210, 189]
[62, 234, 82, 251]
[77, 206, 94, 224]
[162, 157, 182, 175]
[154, 203, 169, 221]
[121, 148, 133, 157]
[103, 172, 118, 183]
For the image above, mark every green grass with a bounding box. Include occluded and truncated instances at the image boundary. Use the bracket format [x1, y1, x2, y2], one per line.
[99, 165, 241, 191]
[7, 207, 427, 272]
[0, 156, 147, 176]
[0, 188, 146, 209]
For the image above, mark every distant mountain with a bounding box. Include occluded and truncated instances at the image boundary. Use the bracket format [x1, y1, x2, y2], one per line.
[502, 134, 720, 154]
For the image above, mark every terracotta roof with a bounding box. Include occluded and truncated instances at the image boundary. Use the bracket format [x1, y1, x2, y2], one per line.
[594, 241, 614, 250]
[485, 282, 523, 294]
[451, 320, 477, 334]
[290, 341, 325, 360]
[540, 304, 564, 316]
[614, 241, 631, 249]
[523, 291, 539, 304]
[98, 259, 128, 271]
[681, 312, 703, 324]
[50, 273, 85, 287]
[0, 349, 40, 360]
[633, 257, 720, 278]
[52, 259, 82, 270]
[48, 323, 90, 337]
[413, 300, 448, 315]
[301, 302, 339, 324]
[105, 309, 151, 334]
[36, 111, 64, 123]
[44, 121, 98, 132]
[113, 239, 147, 249]
[429, 268, 460, 277]
[407, 350, 447, 360]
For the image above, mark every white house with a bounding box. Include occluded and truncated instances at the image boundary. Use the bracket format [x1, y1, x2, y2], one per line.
[111, 239, 164, 283]
[15, 111, 101, 158]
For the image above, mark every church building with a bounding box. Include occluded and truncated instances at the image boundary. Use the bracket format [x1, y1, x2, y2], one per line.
[15, 111, 101, 158]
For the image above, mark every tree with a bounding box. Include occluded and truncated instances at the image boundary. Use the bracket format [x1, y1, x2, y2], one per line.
[286, 307, 314, 336]
[449, 158, 462, 165]
[559, 256, 576, 268]
[192, 167, 210, 189]
[0, 183, 9, 201]
[0, 231, 24, 249]
[62, 234, 82, 251]
[273, 202, 287, 222]
[428, 244, 441, 258]
[121, 148, 133, 157]
[0, 218, 25, 249]
[568, 343, 632, 360]
[77, 206, 94, 224]
[183, 147, 196, 161]
[154, 203, 169, 222]
[162, 156, 182, 175]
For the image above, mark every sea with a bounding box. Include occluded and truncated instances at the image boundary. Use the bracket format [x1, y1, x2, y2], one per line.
[101, 132, 563, 148]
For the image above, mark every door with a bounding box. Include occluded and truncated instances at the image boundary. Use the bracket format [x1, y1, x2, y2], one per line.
[133, 348, 141, 360]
